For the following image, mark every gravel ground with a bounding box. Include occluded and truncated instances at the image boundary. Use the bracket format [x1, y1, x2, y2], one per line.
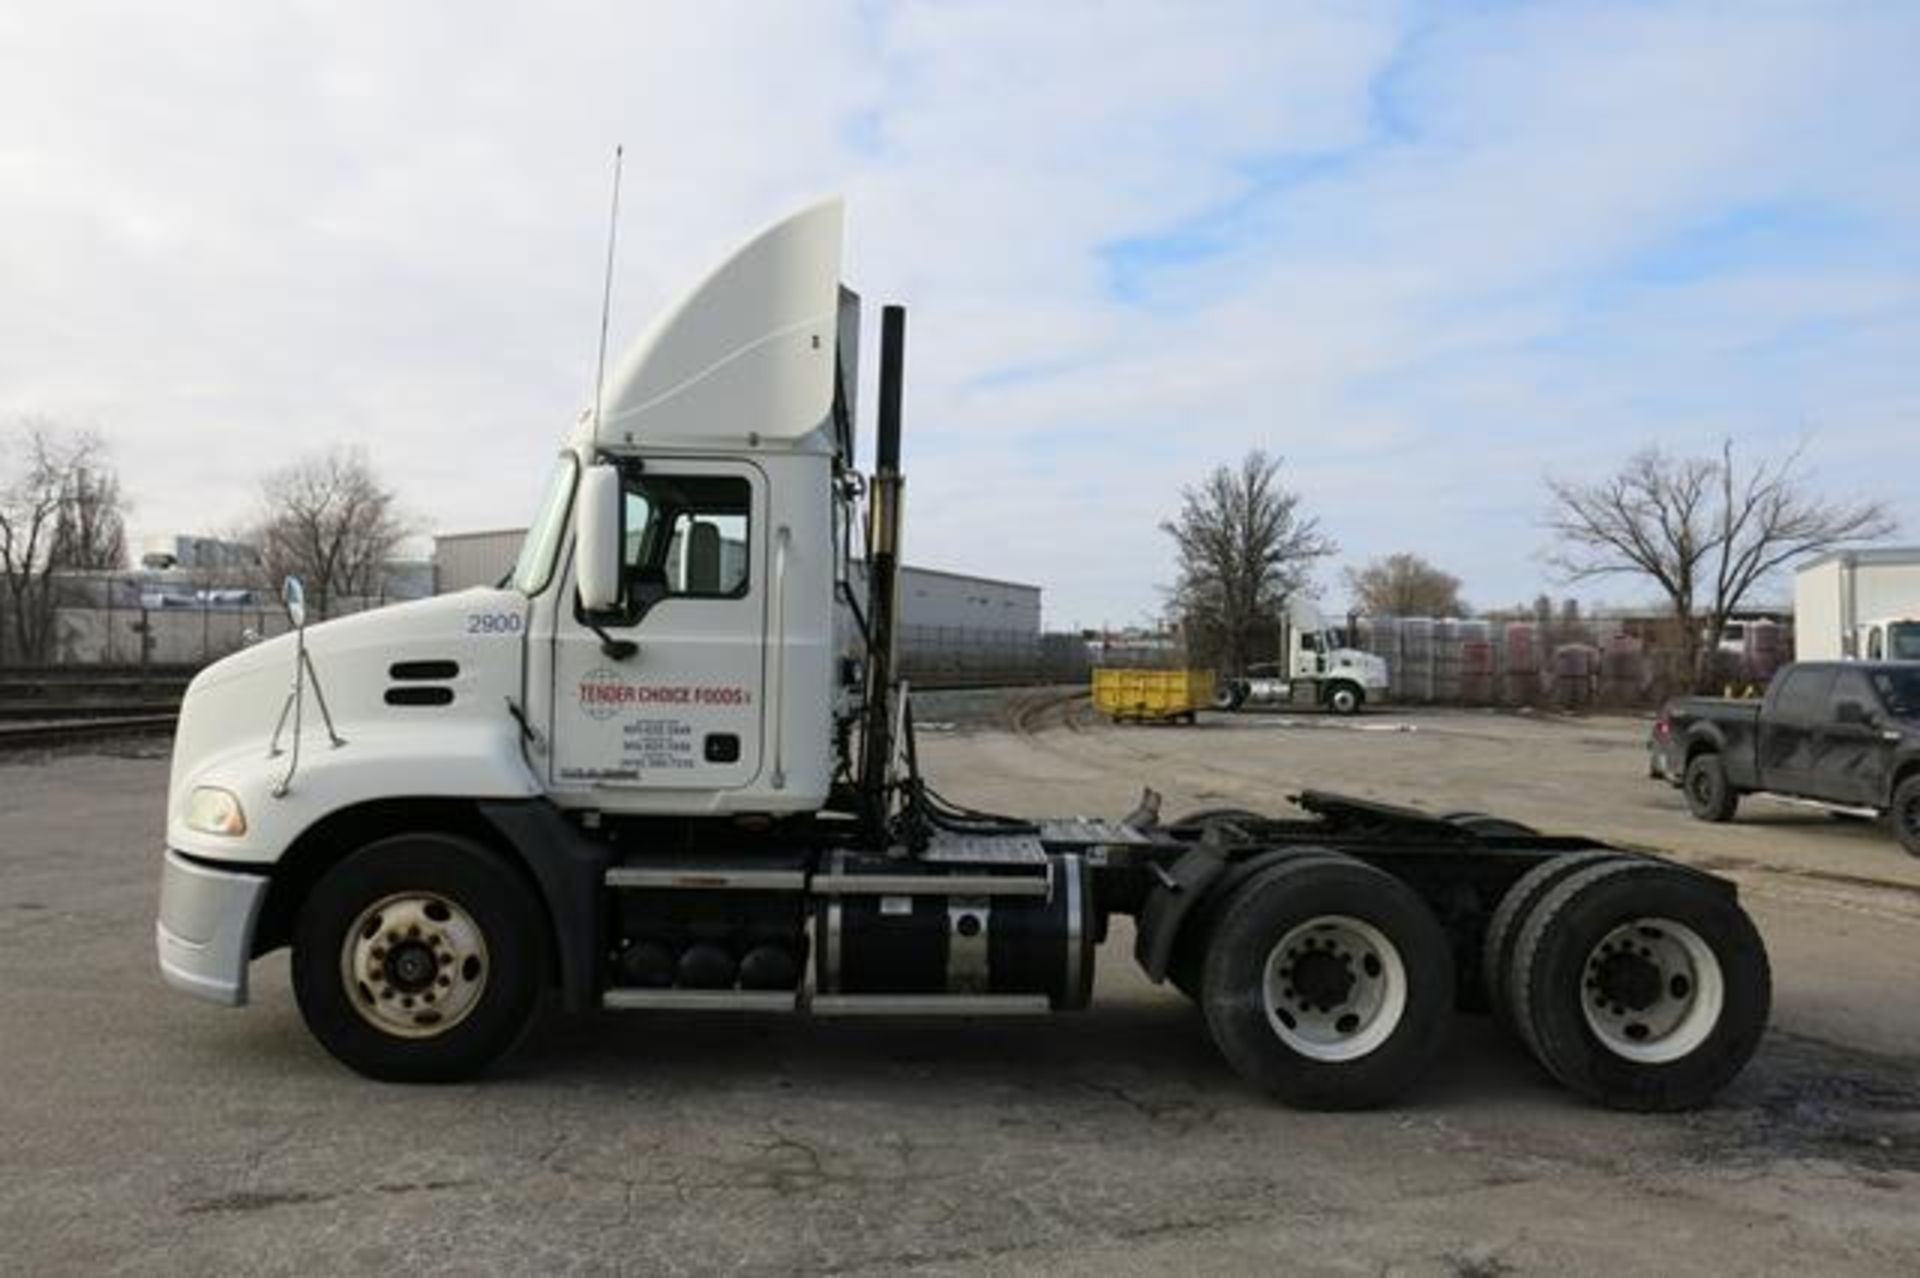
[1, 703, 1916, 1275]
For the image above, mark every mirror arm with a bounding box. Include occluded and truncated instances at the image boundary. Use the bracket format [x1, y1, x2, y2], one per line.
[589, 622, 636, 661]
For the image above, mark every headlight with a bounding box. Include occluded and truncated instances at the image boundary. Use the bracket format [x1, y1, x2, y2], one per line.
[185, 786, 248, 837]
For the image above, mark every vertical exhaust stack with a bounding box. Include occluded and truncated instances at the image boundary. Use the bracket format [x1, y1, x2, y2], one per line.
[860, 305, 907, 821]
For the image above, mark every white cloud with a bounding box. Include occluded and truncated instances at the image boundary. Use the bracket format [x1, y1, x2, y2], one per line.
[1, 1, 1913, 626]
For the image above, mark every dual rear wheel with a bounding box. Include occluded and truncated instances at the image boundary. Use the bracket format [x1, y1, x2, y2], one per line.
[1485, 855, 1770, 1110]
[1183, 840, 1770, 1111]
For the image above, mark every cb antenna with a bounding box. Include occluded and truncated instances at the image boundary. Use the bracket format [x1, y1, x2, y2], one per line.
[591, 144, 625, 429]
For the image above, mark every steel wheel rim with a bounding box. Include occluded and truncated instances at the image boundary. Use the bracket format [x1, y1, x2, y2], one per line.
[1899, 792, 1920, 840]
[1688, 763, 1715, 807]
[1261, 915, 1408, 1062]
[1331, 688, 1356, 713]
[340, 892, 490, 1039]
[1579, 916, 1723, 1063]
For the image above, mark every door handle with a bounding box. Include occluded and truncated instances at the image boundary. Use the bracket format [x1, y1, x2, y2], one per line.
[769, 525, 791, 790]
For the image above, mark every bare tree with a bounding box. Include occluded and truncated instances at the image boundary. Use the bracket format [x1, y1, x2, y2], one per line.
[1546, 441, 1894, 687]
[255, 448, 408, 619]
[1344, 552, 1467, 618]
[1162, 450, 1336, 674]
[0, 424, 130, 662]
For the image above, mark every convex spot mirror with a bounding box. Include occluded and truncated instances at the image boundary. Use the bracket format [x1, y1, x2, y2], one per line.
[283, 576, 307, 628]
[575, 463, 623, 613]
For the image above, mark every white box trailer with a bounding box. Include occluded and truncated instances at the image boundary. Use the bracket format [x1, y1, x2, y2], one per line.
[1794, 548, 1920, 661]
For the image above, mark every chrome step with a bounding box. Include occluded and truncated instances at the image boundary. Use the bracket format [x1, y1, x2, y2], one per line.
[601, 988, 798, 1012]
[809, 872, 1048, 898]
[809, 994, 1051, 1016]
[604, 866, 806, 891]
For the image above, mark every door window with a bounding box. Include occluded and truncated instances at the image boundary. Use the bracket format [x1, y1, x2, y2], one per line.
[1774, 668, 1835, 720]
[1833, 669, 1879, 720]
[592, 473, 752, 625]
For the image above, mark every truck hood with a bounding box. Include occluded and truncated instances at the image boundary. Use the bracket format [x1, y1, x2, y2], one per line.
[167, 589, 531, 850]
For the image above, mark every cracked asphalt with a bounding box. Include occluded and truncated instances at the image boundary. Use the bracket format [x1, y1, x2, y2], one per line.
[3, 703, 1917, 1275]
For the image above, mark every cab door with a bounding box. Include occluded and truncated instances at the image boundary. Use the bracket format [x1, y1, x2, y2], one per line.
[1821, 669, 1894, 806]
[549, 459, 768, 793]
[1758, 666, 1834, 794]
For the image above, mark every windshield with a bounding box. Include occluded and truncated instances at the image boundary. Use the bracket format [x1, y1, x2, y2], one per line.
[1872, 668, 1920, 719]
[511, 454, 578, 595]
[1891, 622, 1920, 662]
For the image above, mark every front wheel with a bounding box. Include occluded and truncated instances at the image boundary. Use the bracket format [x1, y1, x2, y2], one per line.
[293, 832, 548, 1082]
[1683, 752, 1739, 823]
[1891, 775, 1920, 858]
[1200, 856, 1453, 1109]
[1325, 683, 1362, 716]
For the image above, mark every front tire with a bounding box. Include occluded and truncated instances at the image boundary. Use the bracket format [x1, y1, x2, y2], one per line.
[1892, 775, 1920, 858]
[1683, 752, 1739, 822]
[1325, 683, 1362, 716]
[1200, 857, 1453, 1109]
[293, 832, 548, 1083]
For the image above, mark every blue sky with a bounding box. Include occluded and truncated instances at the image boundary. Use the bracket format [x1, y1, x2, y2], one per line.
[2, 2, 1915, 628]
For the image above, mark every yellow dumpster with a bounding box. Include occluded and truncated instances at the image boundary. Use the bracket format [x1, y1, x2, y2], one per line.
[1091, 668, 1216, 724]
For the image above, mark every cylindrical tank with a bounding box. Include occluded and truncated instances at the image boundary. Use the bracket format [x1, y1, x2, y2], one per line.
[1550, 643, 1598, 709]
[1598, 634, 1648, 706]
[813, 855, 1094, 1009]
[1502, 622, 1540, 704]
[1400, 618, 1434, 702]
[1433, 619, 1461, 703]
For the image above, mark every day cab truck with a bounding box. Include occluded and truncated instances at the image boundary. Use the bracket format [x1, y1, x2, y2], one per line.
[1652, 661, 1920, 857]
[1213, 598, 1389, 715]
[156, 200, 1771, 1111]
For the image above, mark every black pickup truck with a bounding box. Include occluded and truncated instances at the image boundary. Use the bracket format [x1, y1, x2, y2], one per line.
[1650, 661, 1920, 857]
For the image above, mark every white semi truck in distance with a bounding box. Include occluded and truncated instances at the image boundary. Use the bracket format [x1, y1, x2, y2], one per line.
[1214, 598, 1389, 714]
[1794, 548, 1920, 662]
[155, 201, 1770, 1111]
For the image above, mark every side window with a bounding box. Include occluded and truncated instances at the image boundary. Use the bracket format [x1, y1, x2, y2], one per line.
[1834, 669, 1879, 718]
[593, 472, 752, 625]
[1774, 668, 1835, 720]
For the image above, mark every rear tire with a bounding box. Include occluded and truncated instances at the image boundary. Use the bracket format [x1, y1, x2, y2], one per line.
[1200, 857, 1453, 1109]
[1510, 860, 1770, 1111]
[1891, 775, 1920, 858]
[1479, 850, 1624, 1029]
[1683, 752, 1739, 823]
[293, 832, 548, 1083]
[1166, 848, 1341, 1001]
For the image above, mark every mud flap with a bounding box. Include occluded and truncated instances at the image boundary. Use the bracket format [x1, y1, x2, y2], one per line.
[477, 800, 615, 1012]
[1133, 844, 1228, 982]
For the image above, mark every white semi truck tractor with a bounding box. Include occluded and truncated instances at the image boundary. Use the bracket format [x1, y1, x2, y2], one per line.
[156, 201, 1771, 1110]
[1214, 598, 1390, 714]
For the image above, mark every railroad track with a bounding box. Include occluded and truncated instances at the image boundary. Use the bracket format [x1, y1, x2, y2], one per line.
[0, 714, 179, 751]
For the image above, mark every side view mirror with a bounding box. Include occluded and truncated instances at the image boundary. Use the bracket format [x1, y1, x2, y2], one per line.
[575, 463, 623, 612]
[282, 576, 307, 629]
[1834, 699, 1869, 727]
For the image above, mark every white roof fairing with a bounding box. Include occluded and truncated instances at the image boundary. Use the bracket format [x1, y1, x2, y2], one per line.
[596, 198, 844, 452]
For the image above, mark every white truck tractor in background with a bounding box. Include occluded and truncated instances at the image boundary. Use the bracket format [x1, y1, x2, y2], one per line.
[154, 200, 1771, 1112]
[1215, 598, 1389, 714]
[1794, 548, 1920, 662]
